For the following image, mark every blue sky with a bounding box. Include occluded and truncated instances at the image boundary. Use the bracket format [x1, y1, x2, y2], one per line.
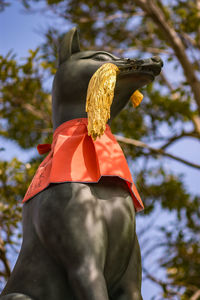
[0, 2, 200, 299]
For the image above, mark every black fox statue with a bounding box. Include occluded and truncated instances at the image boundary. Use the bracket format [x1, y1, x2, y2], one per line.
[1, 27, 163, 300]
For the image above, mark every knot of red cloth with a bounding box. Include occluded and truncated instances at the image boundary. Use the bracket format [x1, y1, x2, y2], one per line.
[37, 144, 51, 155]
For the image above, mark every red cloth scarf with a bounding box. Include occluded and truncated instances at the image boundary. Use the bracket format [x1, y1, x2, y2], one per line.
[23, 118, 144, 212]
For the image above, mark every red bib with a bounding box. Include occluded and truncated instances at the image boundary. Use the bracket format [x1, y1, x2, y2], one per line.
[23, 118, 144, 212]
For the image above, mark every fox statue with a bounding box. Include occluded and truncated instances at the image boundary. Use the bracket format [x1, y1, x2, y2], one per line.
[1, 27, 163, 300]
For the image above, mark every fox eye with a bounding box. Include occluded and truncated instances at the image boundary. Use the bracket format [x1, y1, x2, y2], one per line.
[93, 54, 112, 61]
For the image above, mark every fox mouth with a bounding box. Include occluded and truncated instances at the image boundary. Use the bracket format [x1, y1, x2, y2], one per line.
[118, 64, 161, 79]
[117, 56, 163, 79]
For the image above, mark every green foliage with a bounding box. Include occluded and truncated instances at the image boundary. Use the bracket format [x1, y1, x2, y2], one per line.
[136, 167, 199, 223]
[160, 208, 200, 299]
[0, 157, 39, 280]
[173, 1, 200, 34]
[0, 50, 52, 148]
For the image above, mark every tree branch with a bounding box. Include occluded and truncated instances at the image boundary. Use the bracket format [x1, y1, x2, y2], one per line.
[79, 12, 145, 23]
[192, 115, 200, 135]
[158, 74, 200, 136]
[23, 103, 50, 122]
[114, 134, 200, 170]
[0, 236, 11, 278]
[134, 0, 200, 114]
[196, 0, 200, 49]
[125, 45, 171, 55]
[143, 267, 169, 292]
[190, 290, 200, 300]
[181, 32, 198, 48]
[160, 71, 174, 92]
[160, 131, 199, 150]
[143, 267, 182, 297]
[0, 97, 51, 125]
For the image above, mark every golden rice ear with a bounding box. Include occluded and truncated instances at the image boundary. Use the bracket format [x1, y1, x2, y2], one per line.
[86, 63, 119, 141]
[130, 90, 144, 108]
[86, 63, 144, 140]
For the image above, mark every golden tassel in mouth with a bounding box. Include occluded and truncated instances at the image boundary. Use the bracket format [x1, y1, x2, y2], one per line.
[86, 63, 144, 140]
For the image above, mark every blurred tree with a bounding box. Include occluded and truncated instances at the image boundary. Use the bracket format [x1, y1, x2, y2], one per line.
[0, 49, 52, 288]
[0, 0, 10, 12]
[0, 0, 200, 299]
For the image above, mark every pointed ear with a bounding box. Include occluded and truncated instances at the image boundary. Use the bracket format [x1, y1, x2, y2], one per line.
[58, 27, 80, 65]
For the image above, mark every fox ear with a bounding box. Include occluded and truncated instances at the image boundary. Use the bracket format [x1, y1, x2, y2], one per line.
[58, 27, 80, 65]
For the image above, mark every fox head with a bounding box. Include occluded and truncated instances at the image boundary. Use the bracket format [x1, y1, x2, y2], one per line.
[52, 27, 163, 129]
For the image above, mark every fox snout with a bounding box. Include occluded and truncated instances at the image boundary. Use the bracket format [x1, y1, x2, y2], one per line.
[117, 56, 163, 78]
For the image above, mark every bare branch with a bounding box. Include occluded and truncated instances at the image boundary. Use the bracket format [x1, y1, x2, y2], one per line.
[143, 267, 168, 288]
[0, 236, 11, 278]
[23, 103, 50, 122]
[114, 134, 200, 170]
[159, 74, 200, 136]
[190, 290, 200, 300]
[181, 32, 198, 48]
[134, 0, 200, 114]
[160, 72, 174, 92]
[34, 127, 52, 133]
[143, 267, 182, 298]
[0, 96, 51, 125]
[192, 115, 200, 135]
[79, 12, 145, 23]
[160, 131, 199, 150]
[125, 45, 171, 55]
[196, 0, 200, 49]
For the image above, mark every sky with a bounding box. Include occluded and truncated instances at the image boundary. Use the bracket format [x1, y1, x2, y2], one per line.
[0, 1, 200, 299]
